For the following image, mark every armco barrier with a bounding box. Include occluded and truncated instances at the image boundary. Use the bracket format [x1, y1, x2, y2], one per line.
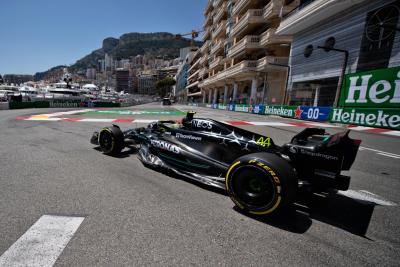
[9, 102, 35, 109]
[92, 102, 120, 108]
[198, 102, 399, 130]
[203, 103, 332, 122]
[297, 106, 332, 121]
[8, 100, 121, 109]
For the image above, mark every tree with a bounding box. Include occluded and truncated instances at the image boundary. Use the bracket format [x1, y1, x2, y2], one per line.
[155, 77, 176, 97]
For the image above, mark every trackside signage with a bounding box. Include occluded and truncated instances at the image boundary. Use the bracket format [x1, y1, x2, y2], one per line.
[264, 105, 296, 118]
[340, 66, 400, 108]
[330, 108, 400, 130]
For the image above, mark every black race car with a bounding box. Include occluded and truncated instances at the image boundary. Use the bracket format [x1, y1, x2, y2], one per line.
[91, 112, 361, 216]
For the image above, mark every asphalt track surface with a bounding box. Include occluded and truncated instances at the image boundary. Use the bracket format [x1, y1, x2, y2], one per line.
[0, 103, 399, 266]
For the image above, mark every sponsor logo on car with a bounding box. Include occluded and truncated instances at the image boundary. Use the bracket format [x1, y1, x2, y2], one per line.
[176, 133, 202, 141]
[192, 119, 212, 129]
[150, 140, 180, 154]
[299, 148, 338, 161]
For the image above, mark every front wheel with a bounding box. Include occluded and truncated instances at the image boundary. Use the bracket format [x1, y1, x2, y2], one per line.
[98, 126, 124, 155]
[225, 153, 297, 215]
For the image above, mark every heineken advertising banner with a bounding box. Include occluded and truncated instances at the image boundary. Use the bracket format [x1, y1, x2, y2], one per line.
[49, 100, 81, 108]
[234, 104, 250, 113]
[217, 104, 227, 110]
[340, 66, 400, 108]
[264, 105, 297, 118]
[337, 66, 400, 129]
[330, 108, 400, 130]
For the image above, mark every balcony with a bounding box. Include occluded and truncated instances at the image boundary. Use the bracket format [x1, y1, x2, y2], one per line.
[203, 27, 211, 41]
[230, 9, 265, 38]
[200, 60, 258, 87]
[277, 0, 368, 35]
[200, 54, 209, 65]
[260, 28, 292, 46]
[213, 0, 222, 8]
[256, 56, 289, 71]
[204, 0, 213, 16]
[232, 0, 258, 16]
[188, 69, 200, 81]
[213, 2, 227, 24]
[227, 35, 262, 58]
[263, 0, 283, 20]
[189, 58, 201, 72]
[199, 67, 207, 78]
[209, 56, 224, 70]
[203, 14, 213, 28]
[200, 40, 211, 54]
[210, 40, 224, 55]
[212, 20, 226, 39]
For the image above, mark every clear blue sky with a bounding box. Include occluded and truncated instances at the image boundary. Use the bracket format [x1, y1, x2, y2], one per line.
[0, 0, 207, 75]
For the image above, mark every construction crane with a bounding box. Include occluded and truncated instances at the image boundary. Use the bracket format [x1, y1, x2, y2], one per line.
[175, 29, 204, 46]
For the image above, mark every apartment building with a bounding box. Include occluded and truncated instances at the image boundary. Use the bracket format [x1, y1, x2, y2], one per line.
[186, 50, 203, 102]
[138, 74, 157, 95]
[192, 0, 296, 105]
[115, 68, 130, 92]
[276, 0, 400, 106]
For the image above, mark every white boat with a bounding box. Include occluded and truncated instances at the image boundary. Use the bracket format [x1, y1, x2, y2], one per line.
[19, 86, 39, 99]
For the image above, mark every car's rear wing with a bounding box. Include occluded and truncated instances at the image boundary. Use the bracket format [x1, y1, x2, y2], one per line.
[283, 128, 361, 190]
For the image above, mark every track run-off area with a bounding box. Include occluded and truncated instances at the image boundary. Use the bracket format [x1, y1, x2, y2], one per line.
[0, 103, 399, 266]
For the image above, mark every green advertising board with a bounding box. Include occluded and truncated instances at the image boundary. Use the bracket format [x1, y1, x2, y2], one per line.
[217, 104, 227, 110]
[339, 66, 400, 108]
[264, 105, 297, 118]
[330, 108, 400, 130]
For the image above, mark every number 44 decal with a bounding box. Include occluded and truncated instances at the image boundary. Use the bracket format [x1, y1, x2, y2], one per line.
[256, 137, 271, 147]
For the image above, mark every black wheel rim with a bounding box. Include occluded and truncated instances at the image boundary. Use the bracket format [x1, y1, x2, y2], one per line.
[99, 131, 113, 152]
[231, 166, 276, 209]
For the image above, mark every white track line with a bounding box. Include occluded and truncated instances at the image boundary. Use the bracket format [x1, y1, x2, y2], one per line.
[305, 122, 339, 128]
[79, 118, 115, 122]
[359, 146, 400, 158]
[245, 121, 293, 126]
[0, 215, 85, 267]
[46, 109, 94, 117]
[25, 117, 62, 121]
[377, 153, 400, 159]
[338, 190, 397, 206]
[384, 131, 400, 137]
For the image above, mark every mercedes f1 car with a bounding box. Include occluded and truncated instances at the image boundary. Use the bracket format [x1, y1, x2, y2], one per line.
[91, 112, 361, 216]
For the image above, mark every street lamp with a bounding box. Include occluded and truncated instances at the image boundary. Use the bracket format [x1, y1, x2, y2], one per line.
[317, 37, 349, 107]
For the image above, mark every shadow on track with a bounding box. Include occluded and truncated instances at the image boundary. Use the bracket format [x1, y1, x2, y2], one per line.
[233, 191, 376, 237]
[93, 146, 376, 237]
[93, 146, 138, 158]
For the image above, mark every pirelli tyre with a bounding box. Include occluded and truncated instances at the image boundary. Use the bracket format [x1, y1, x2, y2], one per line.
[225, 153, 297, 215]
[98, 126, 124, 155]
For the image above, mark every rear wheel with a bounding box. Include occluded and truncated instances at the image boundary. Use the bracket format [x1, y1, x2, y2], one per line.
[98, 126, 124, 155]
[225, 153, 297, 215]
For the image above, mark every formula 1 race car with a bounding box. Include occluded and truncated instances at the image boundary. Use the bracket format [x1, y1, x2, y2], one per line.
[91, 112, 361, 216]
